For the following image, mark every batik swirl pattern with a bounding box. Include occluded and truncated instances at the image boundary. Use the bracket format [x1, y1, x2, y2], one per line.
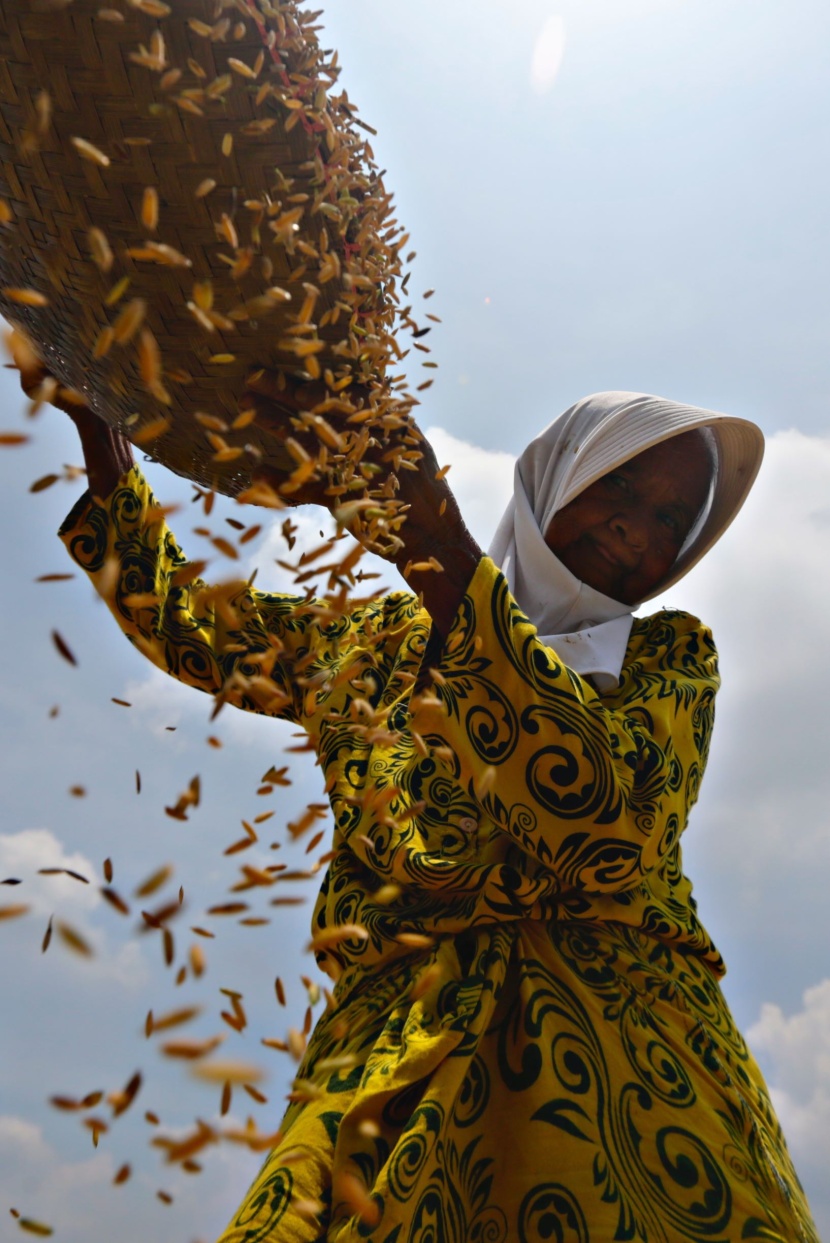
[60, 468, 819, 1242]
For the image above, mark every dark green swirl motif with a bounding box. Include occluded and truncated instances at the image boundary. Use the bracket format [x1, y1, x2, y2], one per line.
[230, 1164, 294, 1242]
[518, 1184, 589, 1243]
[60, 479, 820, 1243]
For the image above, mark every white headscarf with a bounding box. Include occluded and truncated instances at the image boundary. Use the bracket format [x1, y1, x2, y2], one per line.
[488, 392, 764, 691]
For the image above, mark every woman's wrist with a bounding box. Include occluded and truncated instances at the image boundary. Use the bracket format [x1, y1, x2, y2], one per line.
[69, 408, 134, 502]
[395, 521, 482, 637]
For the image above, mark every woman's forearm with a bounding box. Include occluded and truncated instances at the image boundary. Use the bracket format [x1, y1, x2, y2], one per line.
[395, 524, 482, 637]
[69, 407, 134, 501]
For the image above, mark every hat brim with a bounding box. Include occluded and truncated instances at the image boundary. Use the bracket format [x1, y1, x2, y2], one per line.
[558, 393, 765, 605]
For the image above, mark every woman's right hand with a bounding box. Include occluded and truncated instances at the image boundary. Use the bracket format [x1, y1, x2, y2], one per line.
[9, 330, 134, 499]
[10, 330, 89, 420]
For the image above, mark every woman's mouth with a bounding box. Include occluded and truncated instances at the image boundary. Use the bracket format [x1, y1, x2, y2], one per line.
[591, 540, 622, 569]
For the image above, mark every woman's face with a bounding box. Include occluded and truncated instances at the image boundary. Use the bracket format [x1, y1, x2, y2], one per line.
[544, 432, 712, 604]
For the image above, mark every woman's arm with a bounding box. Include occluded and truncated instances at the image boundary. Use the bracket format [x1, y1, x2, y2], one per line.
[242, 369, 483, 637]
[12, 334, 134, 498]
[18, 349, 481, 714]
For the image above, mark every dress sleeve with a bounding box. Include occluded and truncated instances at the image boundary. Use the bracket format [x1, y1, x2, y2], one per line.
[412, 556, 720, 895]
[58, 466, 392, 728]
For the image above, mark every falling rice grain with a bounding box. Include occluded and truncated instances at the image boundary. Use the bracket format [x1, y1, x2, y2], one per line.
[141, 186, 159, 231]
[101, 887, 130, 916]
[2, 287, 48, 307]
[17, 1219, 54, 1237]
[126, 0, 171, 14]
[51, 629, 77, 666]
[88, 227, 113, 272]
[30, 476, 60, 494]
[55, 921, 93, 957]
[135, 864, 172, 898]
[105, 276, 131, 307]
[71, 136, 110, 167]
[112, 298, 147, 344]
[110, 1070, 142, 1116]
[339, 1171, 381, 1228]
[228, 57, 257, 80]
[138, 328, 161, 387]
[307, 923, 369, 953]
[113, 1164, 131, 1185]
[295, 1200, 324, 1225]
[150, 1005, 202, 1033]
[93, 326, 115, 358]
[133, 417, 171, 445]
[0, 904, 30, 922]
[191, 1059, 264, 1085]
[38, 867, 89, 883]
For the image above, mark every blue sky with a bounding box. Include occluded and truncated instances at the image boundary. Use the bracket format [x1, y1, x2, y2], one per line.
[2, 2, 830, 1239]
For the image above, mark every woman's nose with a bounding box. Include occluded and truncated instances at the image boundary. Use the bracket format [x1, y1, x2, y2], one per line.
[610, 510, 649, 551]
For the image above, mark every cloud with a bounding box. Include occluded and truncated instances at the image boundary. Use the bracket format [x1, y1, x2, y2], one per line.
[0, 828, 150, 984]
[747, 981, 830, 1227]
[531, 16, 567, 95]
[677, 431, 830, 871]
[424, 426, 515, 549]
[0, 828, 100, 916]
[0, 1115, 116, 1239]
[0, 1113, 261, 1243]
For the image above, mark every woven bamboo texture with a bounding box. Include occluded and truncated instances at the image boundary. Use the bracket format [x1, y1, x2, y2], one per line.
[0, 0, 410, 495]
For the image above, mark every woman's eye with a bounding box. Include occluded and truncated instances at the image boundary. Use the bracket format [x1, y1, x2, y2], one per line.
[660, 512, 682, 536]
[607, 473, 629, 492]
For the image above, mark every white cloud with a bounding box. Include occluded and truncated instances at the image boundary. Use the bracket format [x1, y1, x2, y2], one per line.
[0, 1115, 116, 1238]
[531, 16, 567, 94]
[747, 980, 830, 1226]
[676, 430, 830, 864]
[0, 828, 100, 916]
[122, 663, 202, 739]
[0, 828, 151, 984]
[0, 1113, 264, 1243]
[425, 425, 515, 550]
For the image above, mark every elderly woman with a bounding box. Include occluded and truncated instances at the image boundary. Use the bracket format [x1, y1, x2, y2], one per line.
[28, 357, 818, 1243]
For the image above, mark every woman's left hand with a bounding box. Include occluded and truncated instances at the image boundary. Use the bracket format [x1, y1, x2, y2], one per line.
[240, 370, 338, 509]
[242, 368, 482, 632]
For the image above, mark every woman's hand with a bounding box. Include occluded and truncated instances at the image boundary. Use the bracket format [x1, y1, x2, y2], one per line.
[9, 330, 133, 499]
[241, 369, 343, 509]
[388, 427, 482, 636]
[243, 369, 482, 635]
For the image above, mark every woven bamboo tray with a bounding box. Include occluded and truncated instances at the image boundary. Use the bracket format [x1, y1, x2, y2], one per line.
[0, 0, 413, 496]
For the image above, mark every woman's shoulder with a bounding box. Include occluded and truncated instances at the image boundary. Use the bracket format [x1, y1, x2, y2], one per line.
[627, 607, 719, 680]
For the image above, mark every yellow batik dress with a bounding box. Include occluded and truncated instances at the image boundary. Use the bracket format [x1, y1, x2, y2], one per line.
[60, 466, 819, 1243]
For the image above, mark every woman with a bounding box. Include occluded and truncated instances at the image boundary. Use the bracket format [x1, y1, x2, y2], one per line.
[23, 356, 818, 1242]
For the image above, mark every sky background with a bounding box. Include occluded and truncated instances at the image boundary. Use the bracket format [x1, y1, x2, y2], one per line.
[2, 0, 830, 1239]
